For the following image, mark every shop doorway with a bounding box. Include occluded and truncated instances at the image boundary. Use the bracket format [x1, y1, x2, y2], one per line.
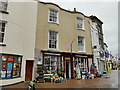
[25, 60, 33, 81]
[65, 60, 71, 79]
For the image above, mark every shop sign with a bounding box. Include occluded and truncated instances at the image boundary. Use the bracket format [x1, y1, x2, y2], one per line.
[65, 57, 71, 60]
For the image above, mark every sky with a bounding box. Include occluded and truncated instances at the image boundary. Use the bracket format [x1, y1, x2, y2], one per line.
[40, 0, 118, 58]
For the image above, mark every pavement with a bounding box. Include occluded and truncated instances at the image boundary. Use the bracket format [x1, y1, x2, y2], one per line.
[2, 70, 119, 89]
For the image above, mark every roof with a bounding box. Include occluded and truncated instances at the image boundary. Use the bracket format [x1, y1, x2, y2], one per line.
[89, 15, 103, 24]
[39, 1, 97, 19]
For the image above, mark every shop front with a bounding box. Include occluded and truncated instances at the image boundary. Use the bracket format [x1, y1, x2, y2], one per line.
[0, 54, 22, 79]
[41, 50, 93, 80]
[0, 53, 23, 86]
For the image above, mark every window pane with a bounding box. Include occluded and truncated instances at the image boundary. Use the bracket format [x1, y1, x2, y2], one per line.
[78, 37, 84, 51]
[49, 9, 58, 23]
[44, 56, 50, 65]
[2, 55, 7, 61]
[77, 18, 83, 29]
[49, 31, 58, 49]
[13, 56, 21, 77]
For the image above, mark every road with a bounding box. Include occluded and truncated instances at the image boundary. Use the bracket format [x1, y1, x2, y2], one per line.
[2, 70, 119, 89]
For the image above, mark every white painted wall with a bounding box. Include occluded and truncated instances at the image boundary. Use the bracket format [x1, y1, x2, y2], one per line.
[89, 20, 100, 72]
[0, 1, 37, 86]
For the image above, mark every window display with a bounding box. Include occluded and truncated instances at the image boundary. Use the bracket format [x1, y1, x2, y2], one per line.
[1, 54, 22, 79]
[76, 58, 87, 72]
[44, 55, 60, 74]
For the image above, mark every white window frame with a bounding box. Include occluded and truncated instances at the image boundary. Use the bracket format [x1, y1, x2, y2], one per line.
[0, 0, 8, 12]
[48, 8, 59, 24]
[0, 20, 7, 44]
[76, 17, 84, 30]
[48, 30, 58, 50]
[78, 36, 85, 52]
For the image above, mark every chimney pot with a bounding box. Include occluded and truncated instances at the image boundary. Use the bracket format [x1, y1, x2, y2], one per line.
[74, 8, 76, 12]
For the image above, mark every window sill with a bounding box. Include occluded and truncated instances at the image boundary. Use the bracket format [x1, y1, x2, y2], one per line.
[77, 28, 85, 31]
[78, 51, 86, 53]
[48, 48, 59, 51]
[48, 21, 59, 25]
[1, 76, 22, 80]
[0, 43, 6, 47]
[0, 11, 9, 14]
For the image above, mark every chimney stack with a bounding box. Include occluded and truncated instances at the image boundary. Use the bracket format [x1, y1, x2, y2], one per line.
[74, 8, 76, 12]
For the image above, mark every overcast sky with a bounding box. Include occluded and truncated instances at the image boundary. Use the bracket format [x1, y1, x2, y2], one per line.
[40, 0, 118, 58]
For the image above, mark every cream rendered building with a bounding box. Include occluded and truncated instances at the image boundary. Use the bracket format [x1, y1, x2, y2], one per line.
[35, 2, 93, 79]
[0, 1, 37, 86]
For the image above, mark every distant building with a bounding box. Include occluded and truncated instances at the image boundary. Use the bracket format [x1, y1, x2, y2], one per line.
[89, 16, 105, 74]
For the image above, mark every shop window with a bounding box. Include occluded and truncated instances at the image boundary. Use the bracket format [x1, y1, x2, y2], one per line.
[75, 58, 87, 72]
[77, 17, 84, 30]
[13, 56, 21, 77]
[49, 31, 58, 49]
[0, 0, 8, 12]
[1, 54, 22, 79]
[78, 36, 85, 52]
[49, 9, 58, 23]
[44, 56, 60, 74]
[0, 21, 6, 43]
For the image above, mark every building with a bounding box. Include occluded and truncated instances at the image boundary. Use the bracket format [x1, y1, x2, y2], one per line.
[0, 0, 107, 86]
[104, 43, 109, 72]
[34, 1, 93, 79]
[89, 16, 105, 74]
[0, 1, 37, 86]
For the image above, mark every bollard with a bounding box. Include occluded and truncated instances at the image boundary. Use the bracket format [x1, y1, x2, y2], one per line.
[28, 81, 35, 90]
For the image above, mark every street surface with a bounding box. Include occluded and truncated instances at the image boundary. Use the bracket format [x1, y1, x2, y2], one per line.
[2, 70, 119, 89]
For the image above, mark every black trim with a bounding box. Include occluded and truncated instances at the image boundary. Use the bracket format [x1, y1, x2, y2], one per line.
[0, 53, 23, 57]
[0, 44, 6, 47]
[0, 81, 24, 87]
[41, 50, 93, 56]
[0, 11, 9, 14]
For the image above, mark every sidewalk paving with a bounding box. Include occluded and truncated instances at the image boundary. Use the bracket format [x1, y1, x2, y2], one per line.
[2, 70, 118, 88]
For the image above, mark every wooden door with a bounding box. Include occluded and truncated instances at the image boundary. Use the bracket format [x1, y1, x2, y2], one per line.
[25, 61, 33, 81]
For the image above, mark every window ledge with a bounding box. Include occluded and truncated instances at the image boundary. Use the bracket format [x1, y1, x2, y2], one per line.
[78, 51, 86, 53]
[0, 11, 9, 14]
[0, 43, 6, 47]
[77, 28, 85, 31]
[48, 48, 59, 51]
[48, 21, 59, 25]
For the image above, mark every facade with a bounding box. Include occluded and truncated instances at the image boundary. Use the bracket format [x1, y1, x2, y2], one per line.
[35, 2, 93, 79]
[89, 16, 105, 74]
[0, 1, 37, 86]
[104, 43, 109, 72]
[0, 0, 109, 86]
